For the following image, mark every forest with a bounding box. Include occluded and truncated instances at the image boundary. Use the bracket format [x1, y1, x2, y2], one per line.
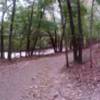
[0, 0, 100, 100]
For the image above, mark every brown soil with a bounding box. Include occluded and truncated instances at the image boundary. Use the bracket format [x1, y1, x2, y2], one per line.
[0, 45, 100, 100]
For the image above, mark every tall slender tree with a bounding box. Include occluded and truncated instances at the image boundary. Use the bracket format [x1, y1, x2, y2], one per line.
[66, 0, 78, 62]
[90, 0, 95, 67]
[30, 6, 45, 56]
[77, 0, 83, 63]
[58, 0, 65, 52]
[26, 1, 34, 56]
[52, 12, 58, 53]
[58, 0, 69, 66]
[8, 0, 16, 60]
[0, 0, 7, 59]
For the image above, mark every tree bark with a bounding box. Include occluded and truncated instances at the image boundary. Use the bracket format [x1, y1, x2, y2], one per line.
[8, 0, 16, 60]
[48, 31, 57, 53]
[30, 6, 45, 56]
[52, 12, 58, 52]
[58, 0, 64, 52]
[77, 0, 83, 63]
[90, 0, 95, 67]
[0, 11, 5, 59]
[66, 0, 78, 62]
[0, 0, 7, 59]
[26, 1, 34, 56]
[58, 0, 69, 67]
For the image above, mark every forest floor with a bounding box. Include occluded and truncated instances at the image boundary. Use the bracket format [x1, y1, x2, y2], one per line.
[0, 44, 100, 100]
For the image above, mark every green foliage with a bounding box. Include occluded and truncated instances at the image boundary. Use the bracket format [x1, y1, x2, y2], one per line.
[96, 0, 100, 4]
[0, 0, 100, 52]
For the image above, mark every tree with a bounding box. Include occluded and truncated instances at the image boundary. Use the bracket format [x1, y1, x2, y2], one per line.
[66, 0, 78, 62]
[8, 0, 16, 60]
[76, 0, 83, 63]
[0, 0, 8, 59]
[89, 0, 95, 67]
[58, 0, 65, 52]
[26, 1, 34, 56]
[30, 0, 46, 56]
[58, 0, 69, 66]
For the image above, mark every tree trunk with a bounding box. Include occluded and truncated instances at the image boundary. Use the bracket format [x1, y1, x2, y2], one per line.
[48, 31, 57, 53]
[30, 6, 45, 55]
[31, 36, 39, 56]
[26, 2, 34, 56]
[58, 0, 69, 66]
[58, 0, 64, 52]
[0, 12, 5, 59]
[64, 18, 69, 67]
[66, 0, 78, 62]
[19, 23, 27, 58]
[0, 0, 7, 59]
[52, 12, 58, 52]
[90, 0, 95, 67]
[8, 0, 16, 60]
[77, 0, 83, 63]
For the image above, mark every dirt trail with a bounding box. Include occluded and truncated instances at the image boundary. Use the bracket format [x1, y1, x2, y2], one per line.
[0, 55, 66, 100]
[0, 45, 100, 100]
